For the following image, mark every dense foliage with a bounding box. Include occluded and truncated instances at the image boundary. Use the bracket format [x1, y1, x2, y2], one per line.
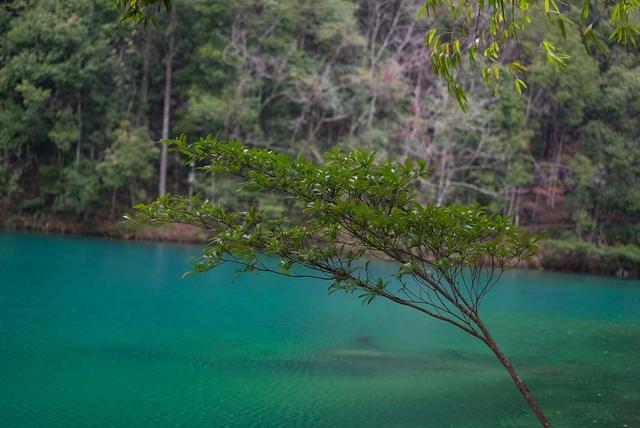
[117, 0, 640, 108]
[542, 239, 640, 277]
[1, 0, 639, 256]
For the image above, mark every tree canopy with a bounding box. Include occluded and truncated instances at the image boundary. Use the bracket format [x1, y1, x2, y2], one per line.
[116, 0, 640, 109]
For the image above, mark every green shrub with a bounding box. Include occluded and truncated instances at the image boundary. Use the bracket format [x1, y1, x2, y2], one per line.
[542, 239, 640, 278]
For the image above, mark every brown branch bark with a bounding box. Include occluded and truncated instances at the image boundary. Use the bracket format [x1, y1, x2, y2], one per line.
[476, 320, 552, 427]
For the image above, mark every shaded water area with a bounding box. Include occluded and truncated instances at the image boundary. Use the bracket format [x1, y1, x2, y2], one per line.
[1, 232, 639, 427]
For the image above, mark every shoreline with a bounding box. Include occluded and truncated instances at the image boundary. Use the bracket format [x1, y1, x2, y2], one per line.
[2, 215, 639, 280]
[0, 213, 207, 244]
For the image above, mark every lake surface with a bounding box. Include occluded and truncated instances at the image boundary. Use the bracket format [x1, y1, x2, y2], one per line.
[1, 232, 639, 427]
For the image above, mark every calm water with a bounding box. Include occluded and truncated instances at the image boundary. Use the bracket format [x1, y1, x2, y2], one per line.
[0, 232, 639, 428]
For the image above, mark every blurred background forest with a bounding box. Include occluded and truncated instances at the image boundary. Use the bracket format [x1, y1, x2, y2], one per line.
[1, 0, 640, 275]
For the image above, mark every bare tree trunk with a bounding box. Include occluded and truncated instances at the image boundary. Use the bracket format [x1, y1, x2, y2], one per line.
[514, 191, 521, 226]
[476, 321, 552, 427]
[549, 138, 563, 209]
[75, 97, 82, 168]
[140, 31, 150, 124]
[187, 162, 195, 197]
[436, 148, 448, 206]
[159, 5, 177, 197]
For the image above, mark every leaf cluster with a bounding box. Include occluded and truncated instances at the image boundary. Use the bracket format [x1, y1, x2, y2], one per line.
[420, 0, 640, 108]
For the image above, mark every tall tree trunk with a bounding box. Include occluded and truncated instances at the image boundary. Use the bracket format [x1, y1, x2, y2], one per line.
[549, 138, 563, 209]
[139, 31, 150, 125]
[514, 191, 521, 226]
[75, 96, 82, 168]
[159, 5, 177, 197]
[476, 321, 552, 427]
[436, 148, 448, 206]
[187, 162, 195, 197]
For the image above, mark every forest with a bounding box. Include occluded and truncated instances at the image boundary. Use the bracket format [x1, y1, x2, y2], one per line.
[1, 0, 640, 276]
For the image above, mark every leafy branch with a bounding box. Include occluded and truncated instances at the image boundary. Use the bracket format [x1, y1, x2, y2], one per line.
[420, 0, 640, 108]
[127, 135, 551, 426]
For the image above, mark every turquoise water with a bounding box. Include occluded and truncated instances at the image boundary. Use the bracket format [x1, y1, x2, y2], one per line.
[0, 232, 639, 427]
